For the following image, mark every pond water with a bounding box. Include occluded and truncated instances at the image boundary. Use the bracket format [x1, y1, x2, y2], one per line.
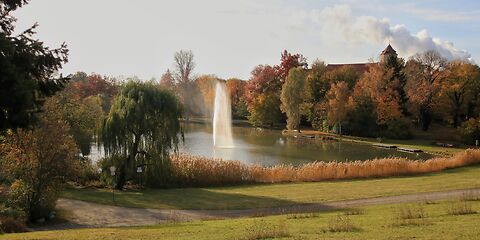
[178, 123, 433, 167]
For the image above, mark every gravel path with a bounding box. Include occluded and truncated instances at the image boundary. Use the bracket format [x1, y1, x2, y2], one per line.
[44, 188, 480, 230]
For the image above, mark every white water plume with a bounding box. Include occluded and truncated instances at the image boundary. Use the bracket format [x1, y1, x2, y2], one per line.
[213, 80, 234, 148]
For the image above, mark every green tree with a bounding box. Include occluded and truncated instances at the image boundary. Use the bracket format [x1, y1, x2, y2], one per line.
[0, 0, 69, 131]
[281, 67, 307, 130]
[98, 80, 183, 189]
[54, 92, 104, 156]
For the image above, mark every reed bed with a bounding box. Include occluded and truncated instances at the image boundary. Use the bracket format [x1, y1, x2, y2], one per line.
[169, 149, 480, 186]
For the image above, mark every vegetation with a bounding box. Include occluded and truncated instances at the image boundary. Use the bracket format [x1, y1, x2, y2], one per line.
[0, 0, 69, 131]
[98, 80, 183, 189]
[62, 163, 480, 210]
[3, 200, 480, 239]
[160, 149, 480, 186]
[281, 67, 307, 130]
[0, 99, 78, 220]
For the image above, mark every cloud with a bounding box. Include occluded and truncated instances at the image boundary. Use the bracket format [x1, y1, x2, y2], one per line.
[304, 4, 472, 61]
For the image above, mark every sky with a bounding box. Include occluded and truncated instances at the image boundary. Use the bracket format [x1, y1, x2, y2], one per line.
[13, 0, 480, 80]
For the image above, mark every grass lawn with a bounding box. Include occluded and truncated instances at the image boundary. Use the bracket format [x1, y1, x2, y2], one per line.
[3, 200, 480, 240]
[62, 165, 480, 210]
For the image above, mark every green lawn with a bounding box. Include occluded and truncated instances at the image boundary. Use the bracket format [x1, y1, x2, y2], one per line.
[4, 200, 480, 240]
[62, 165, 480, 210]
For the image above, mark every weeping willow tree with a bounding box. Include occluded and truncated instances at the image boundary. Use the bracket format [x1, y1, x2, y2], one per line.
[98, 80, 183, 189]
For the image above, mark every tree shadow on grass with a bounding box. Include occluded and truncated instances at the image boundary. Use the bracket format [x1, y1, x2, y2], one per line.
[62, 187, 332, 211]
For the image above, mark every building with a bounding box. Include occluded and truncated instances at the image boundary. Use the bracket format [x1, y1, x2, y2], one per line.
[326, 44, 397, 75]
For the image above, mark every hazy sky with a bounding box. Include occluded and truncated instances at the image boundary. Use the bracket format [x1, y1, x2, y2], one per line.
[13, 0, 480, 80]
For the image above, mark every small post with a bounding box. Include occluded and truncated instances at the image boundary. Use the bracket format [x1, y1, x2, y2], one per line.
[137, 166, 143, 187]
[109, 166, 116, 203]
[476, 140, 479, 147]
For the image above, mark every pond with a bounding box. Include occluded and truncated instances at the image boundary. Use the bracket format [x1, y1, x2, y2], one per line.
[178, 122, 433, 167]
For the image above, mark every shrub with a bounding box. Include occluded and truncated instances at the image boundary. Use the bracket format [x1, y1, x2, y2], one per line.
[0, 205, 27, 233]
[244, 219, 289, 240]
[381, 118, 412, 139]
[460, 118, 480, 145]
[447, 201, 477, 215]
[75, 157, 101, 186]
[0, 99, 79, 221]
[391, 204, 430, 227]
[0, 217, 27, 234]
[327, 214, 358, 232]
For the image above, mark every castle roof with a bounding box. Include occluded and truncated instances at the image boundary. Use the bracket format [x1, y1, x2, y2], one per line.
[381, 44, 396, 55]
[326, 63, 375, 75]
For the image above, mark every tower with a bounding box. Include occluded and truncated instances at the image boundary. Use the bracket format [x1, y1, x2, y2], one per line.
[380, 44, 397, 63]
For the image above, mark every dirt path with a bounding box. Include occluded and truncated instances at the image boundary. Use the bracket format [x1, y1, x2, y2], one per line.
[46, 188, 480, 230]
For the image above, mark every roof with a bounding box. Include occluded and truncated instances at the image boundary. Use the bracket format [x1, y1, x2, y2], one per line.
[381, 44, 397, 55]
[326, 63, 375, 75]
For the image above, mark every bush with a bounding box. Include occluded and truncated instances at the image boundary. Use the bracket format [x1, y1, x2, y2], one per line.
[0, 217, 27, 234]
[0, 205, 27, 233]
[460, 118, 480, 145]
[75, 157, 101, 186]
[0, 99, 79, 221]
[381, 118, 412, 139]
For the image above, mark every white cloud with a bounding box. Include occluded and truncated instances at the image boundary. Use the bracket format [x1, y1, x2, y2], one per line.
[302, 4, 472, 61]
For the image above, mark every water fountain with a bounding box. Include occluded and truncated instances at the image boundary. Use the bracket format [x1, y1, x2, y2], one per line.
[213, 80, 234, 148]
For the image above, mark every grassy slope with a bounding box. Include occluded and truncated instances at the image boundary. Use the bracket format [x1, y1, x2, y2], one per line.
[4, 200, 480, 240]
[62, 165, 480, 210]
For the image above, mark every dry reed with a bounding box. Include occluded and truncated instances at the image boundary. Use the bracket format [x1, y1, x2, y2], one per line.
[169, 149, 480, 186]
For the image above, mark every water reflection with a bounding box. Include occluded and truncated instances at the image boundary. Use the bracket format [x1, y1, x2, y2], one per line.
[179, 122, 433, 167]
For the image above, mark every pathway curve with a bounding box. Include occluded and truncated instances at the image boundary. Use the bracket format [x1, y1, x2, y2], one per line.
[47, 188, 480, 230]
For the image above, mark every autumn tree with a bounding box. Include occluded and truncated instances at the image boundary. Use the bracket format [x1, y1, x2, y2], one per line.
[281, 67, 307, 130]
[405, 50, 447, 131]
[325, 81, 351, 135]
[0, 0, 69, 131]
[226, 78, 248, 119]
[275, 50, 308, 83]
[195, 75, 218, 116]
[440, 61, 480, 127]
[1, 98, 78, 220]
[245, 65, 283, 127]
[68, 73, 118, 112]
[159, 69, 175, 91]
[98, 80, 183, 189]
[302, 60, 328, 128]
[173, 50, 196, 121]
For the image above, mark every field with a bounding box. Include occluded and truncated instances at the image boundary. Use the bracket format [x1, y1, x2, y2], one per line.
[3, 200, 479, 240]
[62, 165, 480, 210]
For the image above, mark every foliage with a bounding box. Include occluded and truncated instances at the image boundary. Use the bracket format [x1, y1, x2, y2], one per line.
[98, 80, 183, 189]
[405, 50, 448, 131]
[68, 73, 118, 112]
[302, 60, 328, 126]
[439, 61, 480, 127]
[274, 50, 308, 83]
[325, 81, 351, 134]
[159, 69, 175, 91]
[195, 74, 218, 116]
[226, 78, 248, 119]
[245, 65, 283, 127]
[281, 67, 307, 130]
[460, 118, 480, 145]
[0, 99, 78, 220]
[0, 0, 69, 131]
[54, 92, 104, 156]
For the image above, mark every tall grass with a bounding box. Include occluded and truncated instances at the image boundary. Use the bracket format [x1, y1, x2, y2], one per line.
[169, 149, 480, 186]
